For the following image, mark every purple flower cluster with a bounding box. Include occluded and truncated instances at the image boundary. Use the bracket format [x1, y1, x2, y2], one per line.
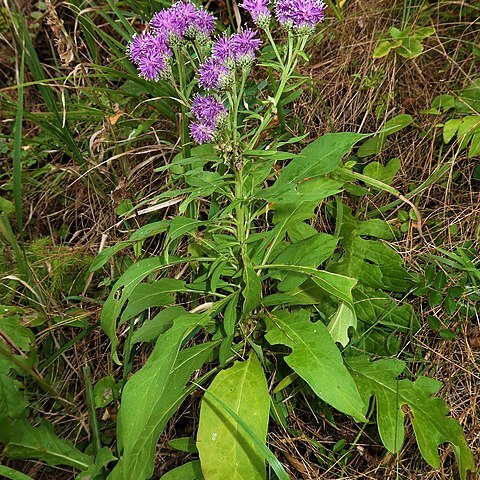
[128, 33, 172, 80]
[198, 58, 233, 90]
[128, 2, 216, 80]
[151, 1, 215, 41]
[190, 94, 227, 144]
[241, 0, 271, 27]
[275, 0, 326, 33]
[198, 28, 261, 91]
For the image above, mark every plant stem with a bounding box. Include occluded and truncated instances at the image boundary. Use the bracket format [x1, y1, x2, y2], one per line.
[247, 34, 305, 149]
[83, 365, 102, 455]
[174, 48, 191, 160]
[235, 167, 247, 263]
[264, 25, 284, 67]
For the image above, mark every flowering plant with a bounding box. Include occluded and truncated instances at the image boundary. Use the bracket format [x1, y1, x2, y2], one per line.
[90, 2, 475, 479]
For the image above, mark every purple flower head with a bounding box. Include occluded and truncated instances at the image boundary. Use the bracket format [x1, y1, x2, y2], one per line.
[151, 8, 183, 38]
[138, 53, 170, 81]
[212, 34, 235, 62]
[231, 28, 261, 61]
[128, 33, 171, 64]
[275, 0, 326, 33]
[190, 121, 216, 144]
[190, 95, 228, 145]
[191, 94, 227, 123]
[241, 0, 271, 27]
[151, 1, 215, 42]
[190, 9, 216, 38]
[198, 57, 233, 90]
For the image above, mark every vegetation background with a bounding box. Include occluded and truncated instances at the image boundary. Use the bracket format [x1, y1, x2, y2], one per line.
[0, 0, 479, 478]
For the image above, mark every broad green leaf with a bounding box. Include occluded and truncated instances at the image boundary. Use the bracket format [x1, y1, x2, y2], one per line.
[100, 256, 183, 363]
[0, 372, 28, 426]
[4, 419, 93, 471]
[397, 37, 424, 58]
[358, 115, 413, 157]
[267, 265, 356, 307]
[310, 270, 357, 306]
[353, 286, 419, 332]
[168, 437, 198, 453]
[183, 168, 225, 189]
[120, 278, 186, 323]
[414, 27, 435, 39]
[244, 157, 276, 193]
[443, 118, 462, 144]
[76, 447, 117, 480]
[287, 132, 365, 182]
[131, 306, 189, 345]
[0, 466, 34, 480]
[261, 133, 364, 200]
[109, 315, 217, 480]
[327, 302, 357, 347]
[457, 116, 480, 149]
[363, 158, 401, 183]
[252, 202, 317, 265]
[168, 217, 204, 242]
[468, 132, 480, 157]
[432, 94, 455, 112]
[346, 356, 475, 480]
[89, 221, 169, 272]
[242, 262, 262, 314]
[197, 355, 270, 480]
[329, 207, 412, 293]
[93, 375, 119, 408]
[352, 324, 401, 357]
[271, 233, 337, 291]
[259, 177, 343, 204]
[0, 315, 34, 352]
[373, 40, 399, 58]
[265, 310, 366, 421]
[357, 136, 386, 158]
[287, 221, 318, 242]
[381, 114, 414, 135]
[459, 79, 480, 112]
[159, 461, 203, 480]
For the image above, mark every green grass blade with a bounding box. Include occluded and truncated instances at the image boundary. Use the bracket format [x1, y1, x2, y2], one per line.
[12, 44, 25, 237]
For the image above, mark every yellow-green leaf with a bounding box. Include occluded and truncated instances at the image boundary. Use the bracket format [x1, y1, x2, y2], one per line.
[265, 309, 366, 421]
[197, 355, 270, 480]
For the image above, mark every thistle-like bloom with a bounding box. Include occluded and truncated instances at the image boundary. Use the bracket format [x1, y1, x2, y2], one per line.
[231, 28, 261, 61]
[128, 33, 172, 80]
[138, 53, 170, 81]
[212, 34, 235, 62]
[151, 1, 215, 41]
[198, 57, 233, 90]
[190, 94, 227, 144]
[189, 121, 216, 144]
[191, 9, 216, 38]
[191, 94, 227, 123]
[128, 33, 171, 64]
[241, 0, 271, 27]
[275, 0, 326, 33]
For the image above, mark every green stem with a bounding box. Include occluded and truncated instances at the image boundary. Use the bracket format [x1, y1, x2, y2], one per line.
[231, 69, 248, 148]
[83, 366, 102, 455]
[174, 48, 191, 160]
[247, 34, 304, 149]
[235, 167, 247, 259]
[264, 25, 284, 67]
